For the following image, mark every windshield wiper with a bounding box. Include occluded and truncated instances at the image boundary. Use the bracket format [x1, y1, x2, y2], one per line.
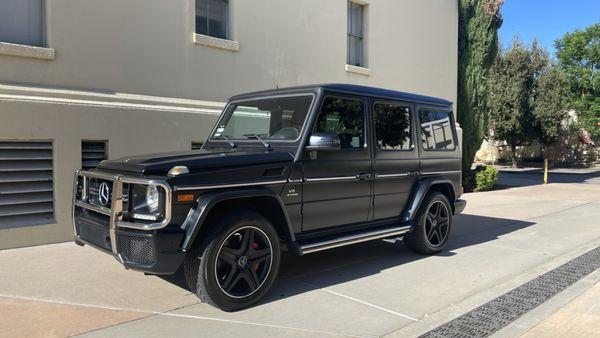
[214, 135, 236, 148]
[245, 134, 272, 150]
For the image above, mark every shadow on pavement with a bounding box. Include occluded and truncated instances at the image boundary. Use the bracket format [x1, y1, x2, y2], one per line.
[497, 170, 600, 189]
[160, 213, 536, 305]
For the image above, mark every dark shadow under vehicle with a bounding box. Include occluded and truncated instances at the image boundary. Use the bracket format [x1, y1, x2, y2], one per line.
[161, 213, 536, 307]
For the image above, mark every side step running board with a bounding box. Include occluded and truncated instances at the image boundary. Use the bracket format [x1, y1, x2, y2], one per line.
[297, 224, 412, 255]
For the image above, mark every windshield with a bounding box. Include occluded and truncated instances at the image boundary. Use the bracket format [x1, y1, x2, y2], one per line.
[211, 95, 313, 142]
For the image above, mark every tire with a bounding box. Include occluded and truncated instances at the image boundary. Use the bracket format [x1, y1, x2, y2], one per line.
[403, 191, 452, 255]
[183, 210, 281, 311]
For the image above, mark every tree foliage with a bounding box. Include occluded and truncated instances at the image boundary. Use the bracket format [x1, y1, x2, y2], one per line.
[457, 0, 504, 170]
[533, 65, 569, 147]
[488, 38, 566, 165]
[555, 23, 600, 142]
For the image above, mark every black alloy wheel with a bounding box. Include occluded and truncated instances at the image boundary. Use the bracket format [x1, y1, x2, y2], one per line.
[215, 226, 273, 298]
[403, 191, 453, 254]
[183, 210, 281, 311]
[424, 201, 450, 247]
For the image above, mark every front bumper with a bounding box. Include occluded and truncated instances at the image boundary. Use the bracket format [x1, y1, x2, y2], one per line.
[454, 199, 467, 215]
[74, 214, 186, 274]
[73, 170, 184, 275]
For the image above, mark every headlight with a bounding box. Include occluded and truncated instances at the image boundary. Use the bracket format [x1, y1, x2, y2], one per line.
[146, 185, 159, 213]
[129, 184, 165, 221]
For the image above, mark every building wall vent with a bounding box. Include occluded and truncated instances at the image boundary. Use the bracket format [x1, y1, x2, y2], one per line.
[81, 141, 107, 170]
[0, 141, 54, 229]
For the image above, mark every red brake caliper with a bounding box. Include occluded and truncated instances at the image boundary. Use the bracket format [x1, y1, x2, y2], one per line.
[251, 242, 260, 271]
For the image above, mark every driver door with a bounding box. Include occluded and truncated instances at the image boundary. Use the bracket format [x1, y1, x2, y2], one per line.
[301, 95, 373, 231]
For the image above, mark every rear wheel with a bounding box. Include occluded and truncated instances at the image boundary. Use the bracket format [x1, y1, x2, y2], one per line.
[183, 210, 281, 311]
[403, 191, 452, 254]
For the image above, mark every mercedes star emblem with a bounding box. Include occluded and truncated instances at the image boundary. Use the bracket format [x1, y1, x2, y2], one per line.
[98, 182, 110, 206]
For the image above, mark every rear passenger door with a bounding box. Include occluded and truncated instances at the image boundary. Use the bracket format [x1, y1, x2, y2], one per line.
[372, 100, 420, 220]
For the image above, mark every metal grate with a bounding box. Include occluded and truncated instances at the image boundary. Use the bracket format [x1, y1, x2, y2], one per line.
[81, 141, 107, 170]
[191, 141, 203, 150]
[118, 235, 155, 265]
[421, 246, 600, 338]
[0, 141, 54, 229]
[263, 167, 285, 177]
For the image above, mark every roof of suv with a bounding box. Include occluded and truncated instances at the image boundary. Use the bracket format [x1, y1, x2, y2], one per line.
[230, 83, 452, 107]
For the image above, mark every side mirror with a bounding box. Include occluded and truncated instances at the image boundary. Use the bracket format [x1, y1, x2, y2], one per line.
[306, 132, 341, 151]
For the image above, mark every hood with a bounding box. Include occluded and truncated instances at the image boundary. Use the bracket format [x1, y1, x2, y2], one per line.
[96, 149, 294, 176]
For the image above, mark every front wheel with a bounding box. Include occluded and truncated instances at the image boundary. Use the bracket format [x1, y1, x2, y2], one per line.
[403, 192, 452, 254]
[183, 211, 281, 311]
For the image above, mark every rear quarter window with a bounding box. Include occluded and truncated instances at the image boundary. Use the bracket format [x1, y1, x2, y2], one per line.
[419, 109, 455, 151]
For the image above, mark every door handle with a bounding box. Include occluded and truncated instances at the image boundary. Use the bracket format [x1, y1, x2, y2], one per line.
[407, 170, 419, 177]
[356, 173, 372, 180]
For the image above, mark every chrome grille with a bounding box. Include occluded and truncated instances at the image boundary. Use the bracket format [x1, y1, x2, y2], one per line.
[88, 178, 113, 208]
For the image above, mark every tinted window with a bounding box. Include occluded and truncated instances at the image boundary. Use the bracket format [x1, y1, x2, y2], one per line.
[419, 110, 454, 150]
[374, 102, 412, 150]
[316, 97, 365, 149]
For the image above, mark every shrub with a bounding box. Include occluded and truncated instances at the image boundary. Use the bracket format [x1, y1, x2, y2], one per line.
[462, 170, 477, 192]
[475, 166, 499, 191]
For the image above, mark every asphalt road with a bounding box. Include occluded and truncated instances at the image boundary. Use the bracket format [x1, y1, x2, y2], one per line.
[1, 173, 599, 337]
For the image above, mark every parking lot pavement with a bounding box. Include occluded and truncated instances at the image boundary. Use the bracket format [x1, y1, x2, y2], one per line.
[1, 180, 599, 337]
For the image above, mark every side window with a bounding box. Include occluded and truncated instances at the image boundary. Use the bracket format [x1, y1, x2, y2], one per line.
[419, 109, 455, 150]
[316, 97, 365, 150]
[374, 102, 412, 150]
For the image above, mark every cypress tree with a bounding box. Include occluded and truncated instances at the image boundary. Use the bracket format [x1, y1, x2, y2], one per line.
[457, 0, 504, 170]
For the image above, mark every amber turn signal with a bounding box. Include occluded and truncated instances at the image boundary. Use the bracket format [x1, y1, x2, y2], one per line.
[177, 194, 195, 203]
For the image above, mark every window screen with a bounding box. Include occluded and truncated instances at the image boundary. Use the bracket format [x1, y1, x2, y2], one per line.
[315, 97, 365, 150]
[0, 0, 44, 46]
[81, 141, 107, 170]
[0, 141, 54, 229]
[196, 0, 229, 39]
[347, 1, 364, 66]
[374, 102, 412, 150]
[419, 110, 455, 150]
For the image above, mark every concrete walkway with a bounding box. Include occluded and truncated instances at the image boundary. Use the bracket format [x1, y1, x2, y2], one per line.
[1, 179, 599, 337]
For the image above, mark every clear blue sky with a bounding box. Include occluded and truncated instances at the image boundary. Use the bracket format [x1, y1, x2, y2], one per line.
[499, 0, 600, 56]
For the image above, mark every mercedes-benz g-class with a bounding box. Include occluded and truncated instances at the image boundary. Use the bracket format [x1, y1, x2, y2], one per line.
[73, 84, 466, 311]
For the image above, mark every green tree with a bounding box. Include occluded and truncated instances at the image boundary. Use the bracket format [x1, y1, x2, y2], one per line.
[457, 0, 504, 170]
[555, 23, 600, 142]
[532, 65, 569, 155]
[488, 38, 542, 167]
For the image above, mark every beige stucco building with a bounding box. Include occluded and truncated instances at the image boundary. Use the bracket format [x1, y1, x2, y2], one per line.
[0, 0, 458, 249]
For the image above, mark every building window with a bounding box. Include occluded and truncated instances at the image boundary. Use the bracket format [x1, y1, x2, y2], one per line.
[0, 0, 44, 46]
[81, 141, 107, 170]
[347, 1, 365, 67]
[419, 110, 455, 150]
[0, 141, 54, 229]
[191, 141, 204, 150]
[196, 0, 229, 40]
[374, 102, 412, 151]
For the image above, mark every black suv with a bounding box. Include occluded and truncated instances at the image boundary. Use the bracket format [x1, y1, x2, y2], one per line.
[73, 84, 466, 311]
